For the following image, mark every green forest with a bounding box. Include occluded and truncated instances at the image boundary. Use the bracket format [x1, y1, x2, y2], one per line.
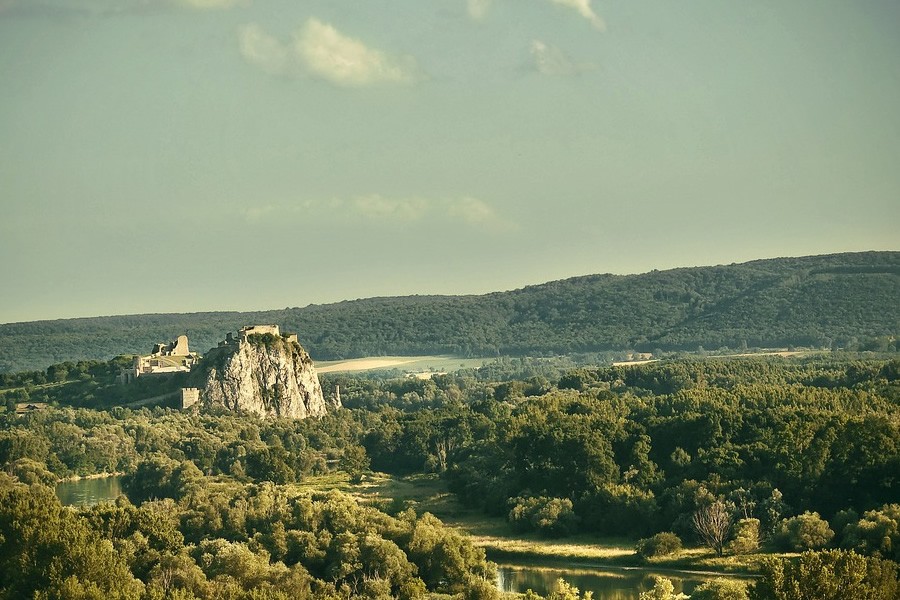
[1, 251, 898, 373]
[1, 354, 899, 598]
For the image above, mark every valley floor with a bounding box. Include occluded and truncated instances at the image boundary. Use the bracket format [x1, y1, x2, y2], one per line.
[293, 472, 773, 577]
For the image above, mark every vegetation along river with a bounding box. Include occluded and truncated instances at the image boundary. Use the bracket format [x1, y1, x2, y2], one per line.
[496, 561, 719, 598]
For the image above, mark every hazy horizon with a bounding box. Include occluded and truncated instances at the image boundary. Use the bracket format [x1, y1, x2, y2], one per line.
[2, 1, 898, 324]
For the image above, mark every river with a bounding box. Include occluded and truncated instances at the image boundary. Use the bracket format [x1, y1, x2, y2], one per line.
[496, 561, 718, 598]
[55, 475, 123, 506]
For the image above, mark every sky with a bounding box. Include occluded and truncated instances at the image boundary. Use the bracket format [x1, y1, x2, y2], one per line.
[1, 0, 898, 323]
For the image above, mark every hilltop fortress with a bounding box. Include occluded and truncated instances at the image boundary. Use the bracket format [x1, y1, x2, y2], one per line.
[120, 334, 199, 383]
[195, 325, 335, 419]
[119, 326, 337, 418]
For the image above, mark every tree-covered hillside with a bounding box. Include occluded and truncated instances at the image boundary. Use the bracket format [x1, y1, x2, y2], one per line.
[1, 251, 897, 372]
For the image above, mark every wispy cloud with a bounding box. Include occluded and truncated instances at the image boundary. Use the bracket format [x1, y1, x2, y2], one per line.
[241, 195, 514, 230]
[548, 0, 605, 31]
[295, 18, 418, 87]
[352, 196, 428, 221]
[467, 0, 491, 21]
[530, 40, 592, 76]
[238, 23, 289, 75]
[445, 197, 501, 226]
[0, 0, 245, 19]
[175, 0, 244, 8]
[238, 19, 420, 87]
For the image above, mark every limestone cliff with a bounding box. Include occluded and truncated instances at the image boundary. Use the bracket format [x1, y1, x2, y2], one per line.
[194, 333, 338, 419]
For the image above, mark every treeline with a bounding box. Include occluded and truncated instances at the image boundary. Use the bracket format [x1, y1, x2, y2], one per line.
[2, 251, 898, 372]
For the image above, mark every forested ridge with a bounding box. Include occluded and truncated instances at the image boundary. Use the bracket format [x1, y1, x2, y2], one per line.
[1, 251, 898, 373]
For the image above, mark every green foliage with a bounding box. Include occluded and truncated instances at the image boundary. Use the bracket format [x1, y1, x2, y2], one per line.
[0, 477, 144, 599]
[547, 578, 594, 600]
[691, 579, 749, 600]
[774, 512, 834, 551]
[0, 473, 494, 599]
[339, 445, 370, 484]
[749, 550, 900, 600]
[838, 504, 900, 561]
[507, 496, 580, 537]
[635, 532, 682, 559]
[639, 576, 688, 600]
[728, 519, 761, 555]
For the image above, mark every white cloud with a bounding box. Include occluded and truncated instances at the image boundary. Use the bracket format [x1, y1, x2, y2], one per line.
[238, 23, 288, 75]
[548, 0, 605, 31]
[467, 0, 491, 21]
[174, 0, 244, 9]
[530, 40, 579, 76]
[445, 197, 499, 225]
[352, 196, 428, 221]
[0, 0, 246, 18]
[294, 18, 418, 87]
[240, 195, 512, 229]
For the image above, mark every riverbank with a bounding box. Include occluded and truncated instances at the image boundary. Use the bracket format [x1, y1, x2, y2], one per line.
[299, 472, 774, 576]
[57, 471, 124, 483]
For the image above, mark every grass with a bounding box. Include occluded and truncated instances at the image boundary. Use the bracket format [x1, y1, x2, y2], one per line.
[294, 471, 778, 577]
[315, 355, 492, 375]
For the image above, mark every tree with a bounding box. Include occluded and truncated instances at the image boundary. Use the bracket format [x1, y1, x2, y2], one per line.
[693, 501, 733, 556]
[749, 550, 899, 600]
[728, 519, 760, 555]
[840, 504, 900, 561]
[774, 512, 834, 551]
[508, 496, 579, 538]
[691, 579, 749, 600]
[639, 577, 688, 600]
[340, 445, 370, 484]
[548, 578, 594, 600]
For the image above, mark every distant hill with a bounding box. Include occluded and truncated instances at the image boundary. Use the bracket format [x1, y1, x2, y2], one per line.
[1, 251, 897, 373]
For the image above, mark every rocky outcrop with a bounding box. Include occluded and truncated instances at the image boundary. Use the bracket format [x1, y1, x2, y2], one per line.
[194, 333, 338, 419]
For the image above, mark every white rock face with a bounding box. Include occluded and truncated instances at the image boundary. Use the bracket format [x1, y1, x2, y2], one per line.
[199, 335, 338, 419]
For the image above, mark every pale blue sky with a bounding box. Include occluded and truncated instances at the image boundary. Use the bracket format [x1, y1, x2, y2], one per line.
[1, 0, 898, 323]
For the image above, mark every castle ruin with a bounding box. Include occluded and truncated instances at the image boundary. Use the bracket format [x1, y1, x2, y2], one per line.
[120, 334, 199, 383]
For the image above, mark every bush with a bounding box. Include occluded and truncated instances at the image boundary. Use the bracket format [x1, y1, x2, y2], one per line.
[774, 512, 834, 551]
[839, 504, 900, 561]
[691, 579, 749, 600]
[635, 532, 682, 559]
[508, 496, 579, 538]
[749, 550, 899, 600]
[728, 519, 760, 555]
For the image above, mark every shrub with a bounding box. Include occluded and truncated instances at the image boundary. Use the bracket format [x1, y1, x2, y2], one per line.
[691, 579, 749, 600]
[728, 519, 760, 555]
[839, 504, 900, 561]
[635, 532, 682, 559]
[774, 511, 834, 551]
[508, 496, 579, 538]
[749, 550, 899, 600]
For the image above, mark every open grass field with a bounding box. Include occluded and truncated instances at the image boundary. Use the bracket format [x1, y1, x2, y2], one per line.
[314, 355, 493, 376]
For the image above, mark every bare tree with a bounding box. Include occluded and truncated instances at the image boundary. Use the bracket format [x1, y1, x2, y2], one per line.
[693, 500, 733, 556]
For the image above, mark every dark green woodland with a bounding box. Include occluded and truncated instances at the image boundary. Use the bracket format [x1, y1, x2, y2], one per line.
[1, 251, 898, 373]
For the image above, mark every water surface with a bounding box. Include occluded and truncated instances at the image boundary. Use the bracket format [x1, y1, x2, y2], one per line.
[55, 475, 123, 506]
[496, 562, 715, 599]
